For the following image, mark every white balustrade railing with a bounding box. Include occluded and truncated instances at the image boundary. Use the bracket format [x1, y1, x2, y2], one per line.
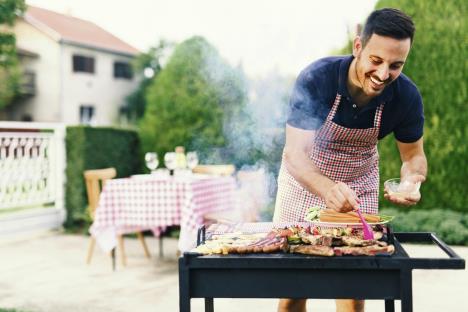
[0, 122, 65, 215]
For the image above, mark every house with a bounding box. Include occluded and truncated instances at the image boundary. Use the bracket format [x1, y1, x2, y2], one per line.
[2, 5, 139, 125]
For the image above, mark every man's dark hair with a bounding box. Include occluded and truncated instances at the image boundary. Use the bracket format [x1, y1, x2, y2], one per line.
[361, 8, 415, 46]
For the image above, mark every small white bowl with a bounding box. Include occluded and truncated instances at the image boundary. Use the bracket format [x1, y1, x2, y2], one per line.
[384, 178, 421, 199]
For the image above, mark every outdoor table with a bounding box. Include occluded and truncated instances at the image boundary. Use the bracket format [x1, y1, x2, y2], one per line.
[90, 174, 236, 253]
[179, 225, 465, 312]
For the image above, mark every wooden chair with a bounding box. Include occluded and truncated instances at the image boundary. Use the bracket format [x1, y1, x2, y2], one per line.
[192, 164, 235, 176]
[84, 168, 151, 266]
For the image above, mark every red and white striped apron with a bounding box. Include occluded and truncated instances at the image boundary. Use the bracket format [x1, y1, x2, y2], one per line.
[274, 94, 384, 222]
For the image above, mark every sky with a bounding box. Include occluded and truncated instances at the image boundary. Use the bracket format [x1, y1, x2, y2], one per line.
[26, 0, 378, 79]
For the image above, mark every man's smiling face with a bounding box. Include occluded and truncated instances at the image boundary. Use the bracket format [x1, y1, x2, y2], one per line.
[352, 34, 411, 98]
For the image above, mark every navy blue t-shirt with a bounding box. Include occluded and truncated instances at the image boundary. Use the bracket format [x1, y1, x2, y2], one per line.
[287, 55, 424, 143]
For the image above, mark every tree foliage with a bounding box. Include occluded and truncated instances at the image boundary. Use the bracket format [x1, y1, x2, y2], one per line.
[374, 0, 467, 212]
[0, 0, 25, 109]
[124, 39, 173, 122]
[139, 36, 252, 166]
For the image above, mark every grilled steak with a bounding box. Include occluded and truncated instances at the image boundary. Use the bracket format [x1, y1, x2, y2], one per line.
[300, 234, 333, 246]
[289, 245, 334, 256]
[341, 236, 378, 247]
[334, 245, 395, 256]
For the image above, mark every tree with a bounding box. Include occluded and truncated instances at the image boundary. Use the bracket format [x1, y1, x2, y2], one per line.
[139, 36, 252, 166]
[124, 39, 173, 122]
[0, 0, 25, 109]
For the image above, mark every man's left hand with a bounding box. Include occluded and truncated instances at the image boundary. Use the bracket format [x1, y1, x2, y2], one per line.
[384, 174, 425, 206]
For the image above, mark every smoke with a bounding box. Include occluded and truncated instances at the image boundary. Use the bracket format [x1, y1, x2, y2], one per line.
[194, 42, 299, 221]
[245, 70, 293, 149]
[235, 72, 294, 220]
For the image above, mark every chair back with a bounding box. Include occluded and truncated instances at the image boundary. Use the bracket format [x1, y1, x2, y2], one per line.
[83, 168, 117, 219]
[192, 164, 235, 176]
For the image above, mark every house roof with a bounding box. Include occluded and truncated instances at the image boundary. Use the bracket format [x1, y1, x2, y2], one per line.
[24, 5, 139, 56]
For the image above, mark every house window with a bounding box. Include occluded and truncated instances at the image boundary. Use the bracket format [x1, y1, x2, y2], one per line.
[113, 61, 133, 79]
[80, 105, 95, 125]
[73, 55, 95, 73]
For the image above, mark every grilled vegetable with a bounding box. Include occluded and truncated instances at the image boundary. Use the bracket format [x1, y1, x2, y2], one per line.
[304, 206, 321, 221]
[287, 234, 302, 244]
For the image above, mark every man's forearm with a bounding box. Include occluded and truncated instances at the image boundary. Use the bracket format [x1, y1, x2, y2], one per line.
[400, 154, 427, 180]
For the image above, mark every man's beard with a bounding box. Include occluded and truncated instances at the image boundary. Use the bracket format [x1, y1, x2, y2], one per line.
[355, 57, 388, 95]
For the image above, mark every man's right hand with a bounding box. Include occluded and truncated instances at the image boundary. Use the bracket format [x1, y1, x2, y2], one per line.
[323, 182, 360, 212]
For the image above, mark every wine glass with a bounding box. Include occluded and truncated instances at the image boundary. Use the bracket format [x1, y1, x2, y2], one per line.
[144, 152, 159, 173]
[186, 151, 199, 170]
[164, 152, 177, 171]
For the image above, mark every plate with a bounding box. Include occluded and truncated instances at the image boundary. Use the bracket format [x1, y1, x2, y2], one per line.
[306, 218, 392, 229]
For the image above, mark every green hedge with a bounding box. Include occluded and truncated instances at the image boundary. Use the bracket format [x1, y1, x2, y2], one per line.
[381, 208, 468, 245]
[374, 0, 467, 212]
[65, 126, 142, 228]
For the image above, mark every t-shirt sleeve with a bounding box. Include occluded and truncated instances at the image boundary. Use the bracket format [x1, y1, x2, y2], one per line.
[393, 90, 424, 143]
[286, 70, 326, 130]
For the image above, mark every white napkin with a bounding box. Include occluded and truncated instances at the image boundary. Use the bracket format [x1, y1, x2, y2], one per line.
[94, 227, 118, 253]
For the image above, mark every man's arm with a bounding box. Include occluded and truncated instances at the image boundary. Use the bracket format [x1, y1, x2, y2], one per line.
[399, 137, 427, 180]
[384, 137, 427, 205]
[283, 124, 359, 212]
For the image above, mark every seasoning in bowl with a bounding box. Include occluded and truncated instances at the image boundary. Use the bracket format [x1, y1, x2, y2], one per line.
[384, 178, 421, 200]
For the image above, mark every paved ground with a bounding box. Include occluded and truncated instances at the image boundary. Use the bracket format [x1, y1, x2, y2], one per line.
[0, 232, 466, 312]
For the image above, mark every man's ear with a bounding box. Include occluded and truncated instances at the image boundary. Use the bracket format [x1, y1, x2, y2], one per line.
[352, 36, 362, 57]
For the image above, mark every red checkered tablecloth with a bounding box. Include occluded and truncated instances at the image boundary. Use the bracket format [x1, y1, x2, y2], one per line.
[89, 175, 237, 252]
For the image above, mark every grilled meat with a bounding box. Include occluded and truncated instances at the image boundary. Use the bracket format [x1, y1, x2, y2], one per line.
[334, 245, 395, 256]
[289, 245, 334, 256]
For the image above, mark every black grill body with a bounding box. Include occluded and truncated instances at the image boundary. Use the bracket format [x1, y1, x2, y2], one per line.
[179, 226, 465, 312]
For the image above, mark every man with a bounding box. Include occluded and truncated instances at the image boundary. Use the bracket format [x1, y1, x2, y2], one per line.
[274, 8, 427, 312]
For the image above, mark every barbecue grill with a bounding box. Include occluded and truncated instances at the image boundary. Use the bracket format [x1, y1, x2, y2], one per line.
[178, 223, 465, 312]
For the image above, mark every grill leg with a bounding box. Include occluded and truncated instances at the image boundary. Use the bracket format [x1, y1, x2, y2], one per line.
[205, 298, 214, 312]
[400, 269, 413, 312]
[179, 259, 191, 312]
[385, 300, 395, 312]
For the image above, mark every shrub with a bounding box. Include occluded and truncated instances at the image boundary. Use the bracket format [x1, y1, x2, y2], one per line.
[381, 208, 468, 245]
[65, 126, 142, 229]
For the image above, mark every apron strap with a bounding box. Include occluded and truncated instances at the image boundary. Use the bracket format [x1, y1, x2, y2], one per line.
[373, 103, 385, 128]
[326, 94, 342, 121]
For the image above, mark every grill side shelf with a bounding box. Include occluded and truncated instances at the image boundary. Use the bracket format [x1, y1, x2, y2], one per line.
[394, 232, 465, 270]
[392, 238, 409, 258]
